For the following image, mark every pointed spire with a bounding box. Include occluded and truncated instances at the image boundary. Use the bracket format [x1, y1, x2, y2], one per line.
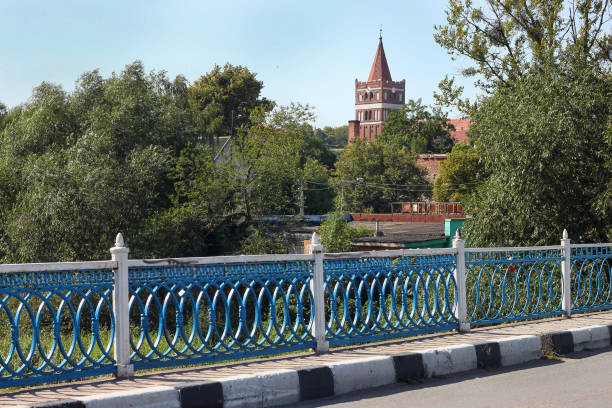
[368, 33, 392, 82]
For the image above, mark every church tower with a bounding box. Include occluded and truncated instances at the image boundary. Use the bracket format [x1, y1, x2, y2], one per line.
[348, 33, 405, 142]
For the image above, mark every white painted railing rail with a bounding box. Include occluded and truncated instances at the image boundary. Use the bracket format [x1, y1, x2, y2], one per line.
[0, 260, 116, 273]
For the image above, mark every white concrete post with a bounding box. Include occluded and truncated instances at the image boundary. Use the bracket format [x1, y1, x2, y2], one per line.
[110, 233, 133, 377]
[309, 232, 329, 352]
[561, 229, 572, 318]
[452, 229, 470, 332]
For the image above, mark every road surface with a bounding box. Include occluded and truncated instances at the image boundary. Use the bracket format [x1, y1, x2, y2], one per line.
[286, 347, 612, 408]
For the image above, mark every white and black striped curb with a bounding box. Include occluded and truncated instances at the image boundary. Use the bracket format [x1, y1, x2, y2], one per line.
[23, 324, 612, 408]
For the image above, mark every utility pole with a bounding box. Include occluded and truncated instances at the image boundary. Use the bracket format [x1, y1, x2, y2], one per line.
[299, 182, 305, 217]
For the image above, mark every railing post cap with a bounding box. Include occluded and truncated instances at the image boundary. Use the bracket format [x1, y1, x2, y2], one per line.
[454, 228, 462, 240]
[115, 233, 125, 248]
[110, 232, 129, 254]
[562, 229, 568, 240]
[310, 232, 323, 253]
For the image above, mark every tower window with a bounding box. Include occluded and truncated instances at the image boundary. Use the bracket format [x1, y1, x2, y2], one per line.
[359, 93, 363, 101]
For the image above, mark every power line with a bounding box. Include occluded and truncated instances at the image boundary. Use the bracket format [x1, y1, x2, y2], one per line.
[302, 183, 477, 193]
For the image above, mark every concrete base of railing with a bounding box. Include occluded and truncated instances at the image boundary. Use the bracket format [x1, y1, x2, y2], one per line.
[314, 340, 330, 353]
[114, 363, 134, 378]
[20, 324, 612, 408]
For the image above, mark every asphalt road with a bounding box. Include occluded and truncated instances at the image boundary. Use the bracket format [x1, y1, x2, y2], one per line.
[286, 347, 612, 408]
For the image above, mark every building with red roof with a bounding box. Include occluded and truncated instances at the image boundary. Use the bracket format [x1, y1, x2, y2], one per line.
[446, 118, 471, 144]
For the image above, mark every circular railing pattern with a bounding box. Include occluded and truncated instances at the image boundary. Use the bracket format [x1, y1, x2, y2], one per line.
[0, 270, 115, 387]
[571, 246, 612, 312]
[128, 262, 315, 368]
[323, 256, 458, 345]
[465, 250, 564, 325]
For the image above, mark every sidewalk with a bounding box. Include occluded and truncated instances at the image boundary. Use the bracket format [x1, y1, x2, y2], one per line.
[5, 310, 612, 408]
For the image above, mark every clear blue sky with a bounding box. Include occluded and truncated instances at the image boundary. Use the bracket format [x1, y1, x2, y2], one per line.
[0, 0, 477, 127]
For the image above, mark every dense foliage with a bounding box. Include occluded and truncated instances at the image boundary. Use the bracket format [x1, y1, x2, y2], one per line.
[465, 57, 611, 245]
[377, 99, 454, 153]
[0, 63, 336, 261]
[318, 214, 371, 252]
[436, 0, 612, 245]
[333, 139, 430, 213]
[317, 125, 348, 147]
[188, 63, 273, 140]
[433, 143, 484, 202]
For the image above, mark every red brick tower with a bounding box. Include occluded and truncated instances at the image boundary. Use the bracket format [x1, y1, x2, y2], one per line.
[348, 33, 405, 142]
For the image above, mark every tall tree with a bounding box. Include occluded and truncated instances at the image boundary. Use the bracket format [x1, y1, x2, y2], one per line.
[434, 0, 612, 112]
[0, 62, 196, 262]
[188, 63, 273, 140]
[235, 103, 336, 217]
[463, 57, 611, 245]
[435, 0, 612, 245]
[333, 139, 430, 213]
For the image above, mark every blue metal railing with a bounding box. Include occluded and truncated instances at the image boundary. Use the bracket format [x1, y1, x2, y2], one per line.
[0, 268, 115, 388]
[0, 241, 611, 389]
[324, 254, 458, 345]
[128, 261, 315, 370]
[465, 248, 565, 325]
[571, 246, 612, 313]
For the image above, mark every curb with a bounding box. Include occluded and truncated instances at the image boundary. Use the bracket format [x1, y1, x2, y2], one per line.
[20, 324, 612, 408]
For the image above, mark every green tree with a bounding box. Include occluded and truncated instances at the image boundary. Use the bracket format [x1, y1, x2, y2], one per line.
[188, 63, 273, 140]
[318, 213, 371, 252]
[433, 143, 484, 202]
[334, 139, 430, 213]
[138, 143, 246, 258]
[238, 225, 289, 255]
[320, 125, 349, 147]
[303, 158, 334, 215]
[434, 0, 612, 112]
[303, 134, 336, 169]
[237, 103, 336, 217]
[378, 99, 454, 153]
[0, 62, 196, 262]
[463, 56, 611, 246]
[435, 0, 612, 245]
[0, 102, 6, 129]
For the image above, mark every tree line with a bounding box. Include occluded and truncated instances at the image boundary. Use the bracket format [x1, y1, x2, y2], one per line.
[0, 62, 454, 261]
[3, 0, 607, 260]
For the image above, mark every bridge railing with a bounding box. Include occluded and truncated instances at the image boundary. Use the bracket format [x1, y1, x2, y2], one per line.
[0, 231, 610, 388]
[0, 261, 117, 388]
